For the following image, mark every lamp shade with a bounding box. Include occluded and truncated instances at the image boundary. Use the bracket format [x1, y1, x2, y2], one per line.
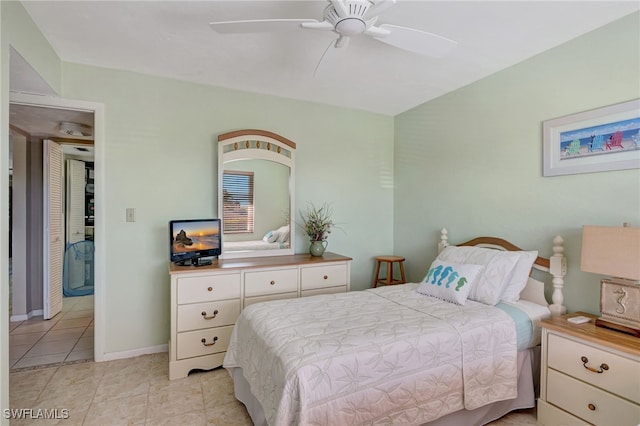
[581, 225, 640, 281]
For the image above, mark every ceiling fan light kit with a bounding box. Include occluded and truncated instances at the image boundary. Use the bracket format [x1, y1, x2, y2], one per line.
[59, 121, 92, 137]
[334, 18, 366, 36]
[209, 0, 457, 76]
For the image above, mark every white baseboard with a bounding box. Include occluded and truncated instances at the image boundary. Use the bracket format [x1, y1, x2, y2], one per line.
[10, 309, 44, 322]
[100, 344, 168, 362]
[10, 314, 28, 322]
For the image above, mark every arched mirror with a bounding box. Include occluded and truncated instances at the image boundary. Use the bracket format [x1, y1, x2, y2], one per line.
[218, 129, 295, 258]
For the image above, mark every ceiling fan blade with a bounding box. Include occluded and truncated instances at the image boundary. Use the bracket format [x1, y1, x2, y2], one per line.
[365, 0, 396, 18]
[330, 0, 350, 18]
[300, 21, 334, 31]
[209, 19, 318, 34]
[314, 37, 350, 78]
[372, 24, 457, 58]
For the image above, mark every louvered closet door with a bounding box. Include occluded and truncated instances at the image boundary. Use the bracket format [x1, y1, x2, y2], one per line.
[67, 159, 86, 244]
[44, 140, 64, 320]
[66, 159, 86, 292]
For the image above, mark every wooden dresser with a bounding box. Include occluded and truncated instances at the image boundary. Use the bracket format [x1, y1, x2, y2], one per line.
[537, 312, 640, 426]
[168, 252, 352, 379]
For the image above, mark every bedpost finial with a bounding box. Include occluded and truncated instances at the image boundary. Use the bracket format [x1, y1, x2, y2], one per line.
[552, 235, 564, 255]
[549, 234, 567, 317]
[438, 228, 449, 253]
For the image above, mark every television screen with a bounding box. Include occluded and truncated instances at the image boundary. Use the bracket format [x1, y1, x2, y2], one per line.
[169, 219, 222, 264]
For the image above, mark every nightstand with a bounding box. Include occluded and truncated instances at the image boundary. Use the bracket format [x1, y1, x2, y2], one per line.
[537, 312, 640, 426]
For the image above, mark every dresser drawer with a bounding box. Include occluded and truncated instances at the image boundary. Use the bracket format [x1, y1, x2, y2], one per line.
[244, 268, 298, 297]
[177, 273, 240, 304]
[301, 286, 346, 298]
[548, 333, 640, 403]
[243, 291, 297, 308]
[301, 263, 348, 291]
[547, 369, 640, 426]
[177, 299, 240, 332]
[176, 325, 234, 360]
[537, 399, 591, 426]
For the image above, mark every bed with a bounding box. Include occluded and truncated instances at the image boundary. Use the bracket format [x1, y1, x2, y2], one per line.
[223, 229, 567, 425]
[224, 239, 289, 251]
[224, 224, 291, 252]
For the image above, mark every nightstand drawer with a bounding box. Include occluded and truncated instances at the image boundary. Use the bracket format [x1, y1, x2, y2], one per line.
[548, 333, 640, 403]
[244, 268, 298, 297]
[547, 369, 640, 426]
[301, 263, 348, 290]
[177, 273, 240, 304]
[176, 325, 234, 360]
[177, 299, 240, 332]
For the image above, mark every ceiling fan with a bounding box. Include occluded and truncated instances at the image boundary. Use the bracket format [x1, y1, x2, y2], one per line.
[209, 0, 457, 76]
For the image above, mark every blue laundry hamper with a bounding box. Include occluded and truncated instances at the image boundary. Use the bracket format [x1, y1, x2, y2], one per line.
[63, 240, 95, 297]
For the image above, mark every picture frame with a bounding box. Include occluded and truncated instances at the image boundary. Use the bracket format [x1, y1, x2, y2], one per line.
[543, 99, 640, 176]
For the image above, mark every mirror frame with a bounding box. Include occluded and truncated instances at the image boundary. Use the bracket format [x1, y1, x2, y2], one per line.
[218, 129, 296, 259]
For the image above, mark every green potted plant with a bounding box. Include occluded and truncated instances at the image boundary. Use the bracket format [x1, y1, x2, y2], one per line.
[299, 202, 337, 256]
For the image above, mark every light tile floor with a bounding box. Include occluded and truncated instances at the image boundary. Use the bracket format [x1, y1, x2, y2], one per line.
[9, 351, 537, 425]
[10, 295, 94, 370]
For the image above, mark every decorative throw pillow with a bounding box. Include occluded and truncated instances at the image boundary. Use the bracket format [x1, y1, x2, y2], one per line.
[501, 250, 538, 302]
[275, 225, 290, 243]
[437, 246, 520, 305]
[262, 230, 278, 243]
[416, 260, 484, 305]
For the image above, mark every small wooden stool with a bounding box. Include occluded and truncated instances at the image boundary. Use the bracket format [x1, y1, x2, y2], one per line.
[373, 256, 406, 287]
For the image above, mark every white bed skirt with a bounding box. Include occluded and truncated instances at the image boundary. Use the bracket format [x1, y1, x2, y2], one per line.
[230, 347, 540, 426]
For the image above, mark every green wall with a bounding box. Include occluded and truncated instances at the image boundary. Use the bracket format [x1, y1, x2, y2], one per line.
[394, 12, 640, 315]
[60, 64, 394, 353]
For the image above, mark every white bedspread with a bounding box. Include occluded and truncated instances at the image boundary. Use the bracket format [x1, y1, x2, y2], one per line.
[224, 283, 517, 426]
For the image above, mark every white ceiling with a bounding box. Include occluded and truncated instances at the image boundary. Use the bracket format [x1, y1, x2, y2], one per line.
[17, 1, 640, 116]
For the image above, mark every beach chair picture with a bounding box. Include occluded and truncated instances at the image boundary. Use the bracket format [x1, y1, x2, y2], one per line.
[605, 131, 624, 150]
[566, 139, 581, 155]
[589, 134, 605, 152]
[632, 130, 640, 148]
[544, 99, 639, 176]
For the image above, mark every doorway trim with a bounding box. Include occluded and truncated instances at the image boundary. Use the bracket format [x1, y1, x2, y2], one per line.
[9, 92, 105, 362]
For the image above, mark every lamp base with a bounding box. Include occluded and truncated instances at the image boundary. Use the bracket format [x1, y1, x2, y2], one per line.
[595, 317, 640, 337]
[597, 278, 640, 336]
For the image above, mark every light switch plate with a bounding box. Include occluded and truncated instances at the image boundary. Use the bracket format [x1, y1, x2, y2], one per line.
[126, 208, 136, 222]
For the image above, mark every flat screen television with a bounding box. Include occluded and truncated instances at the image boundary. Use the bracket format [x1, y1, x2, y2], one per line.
[169, 218, 222, 266]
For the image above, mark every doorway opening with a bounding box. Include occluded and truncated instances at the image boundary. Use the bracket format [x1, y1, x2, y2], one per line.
[8, 96, 103, 369]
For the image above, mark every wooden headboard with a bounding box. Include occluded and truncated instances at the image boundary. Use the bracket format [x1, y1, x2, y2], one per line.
[437, 228, 567, 317]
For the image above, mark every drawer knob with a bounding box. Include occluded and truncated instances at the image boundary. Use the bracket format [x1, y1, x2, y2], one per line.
[587, 403, 596, 411]
[581, 356, 609, 374]
[323, 275, 328, 280]
[270, 280, 275, 285]
[207, 287, 213, 292]
[201, 309, 219, 320]
[201, 336, 218, 347]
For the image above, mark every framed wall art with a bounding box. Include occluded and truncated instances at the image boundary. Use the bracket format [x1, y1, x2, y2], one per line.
[543, 98, 640, 176]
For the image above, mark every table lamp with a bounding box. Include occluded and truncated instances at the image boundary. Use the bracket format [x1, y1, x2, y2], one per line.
[581, 224, 640, 336]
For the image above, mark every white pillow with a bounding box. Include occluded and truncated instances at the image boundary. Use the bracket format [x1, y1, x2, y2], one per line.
[437, 246, 520, 306]
[262, 230, 278, 243]
[416, 260, 484, 305]
[501, 250, 538, 302]
[275, 225, 289, 243]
